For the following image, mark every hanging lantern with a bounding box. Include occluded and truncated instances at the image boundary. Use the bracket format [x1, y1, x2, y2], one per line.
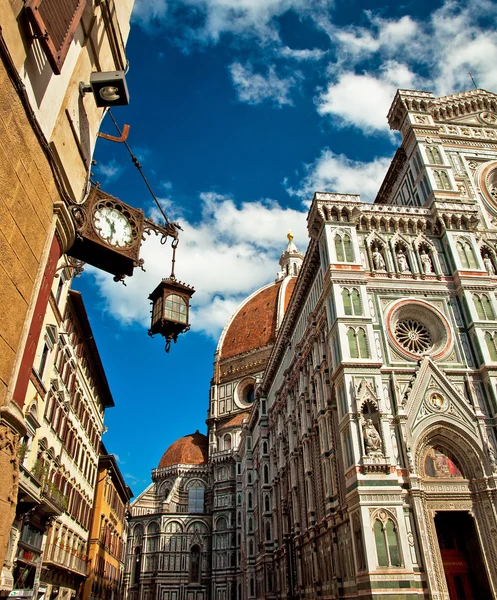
[148, 277, 195, 352]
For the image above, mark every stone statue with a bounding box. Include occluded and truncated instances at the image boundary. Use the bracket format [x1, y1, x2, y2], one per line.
[396, 250, 410, 273]
[420, 250, 434, 274]
[363, 419, 382, 456]
[372, 249, 385, 271]
[483, 254, 495, 275]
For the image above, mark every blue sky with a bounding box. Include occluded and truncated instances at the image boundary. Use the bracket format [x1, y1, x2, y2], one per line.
[73, 0, 497, 494]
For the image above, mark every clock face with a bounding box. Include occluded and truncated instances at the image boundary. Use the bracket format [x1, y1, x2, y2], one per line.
[93, 206, 133, 248]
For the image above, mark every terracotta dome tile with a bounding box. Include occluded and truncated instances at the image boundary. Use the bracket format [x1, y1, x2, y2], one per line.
[221, 283, 282, 359]
[158, 431, 208, 469]
[218, 412, 250, 430]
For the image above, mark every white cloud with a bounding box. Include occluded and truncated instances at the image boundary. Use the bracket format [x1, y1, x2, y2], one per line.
[230, 62, 299, 107]
[96, 159, 125, 182]
[317, 62, 418, 133]
[286, 149, 392, 204]
[133, 0, 332, 45]
[90, 193, 308, 339]
[278, 46, 327, 61]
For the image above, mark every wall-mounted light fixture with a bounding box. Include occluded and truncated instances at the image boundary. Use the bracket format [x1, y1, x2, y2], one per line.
[80, 71, 129, 107]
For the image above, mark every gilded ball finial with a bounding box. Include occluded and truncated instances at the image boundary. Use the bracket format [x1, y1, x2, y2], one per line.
[287, 230, 294, 241]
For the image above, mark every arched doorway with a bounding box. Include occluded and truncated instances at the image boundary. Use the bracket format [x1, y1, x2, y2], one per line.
[413, 429, 496, 600]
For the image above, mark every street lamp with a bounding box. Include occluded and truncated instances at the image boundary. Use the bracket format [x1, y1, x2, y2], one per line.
[148, 277, 195, 353]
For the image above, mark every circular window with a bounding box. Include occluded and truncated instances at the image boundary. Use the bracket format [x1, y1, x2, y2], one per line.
[385, 299, 452, 361]
[235, 377, 256, 408]
[394, 319, 432, 354]
[480, 161, 497, 208]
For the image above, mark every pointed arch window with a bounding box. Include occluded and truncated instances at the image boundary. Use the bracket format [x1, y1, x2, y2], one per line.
[426, 146, 443, 165]
[473, 294, 495, 320]
[343, 288, 362, 316]
[457, 240, 477, 269]
[263, 464, 269, 484]
[485, 332, 497, 361]
[374, 517, 401, 567]
[335, 233, 354, 262]
[348, 328, 369, 359]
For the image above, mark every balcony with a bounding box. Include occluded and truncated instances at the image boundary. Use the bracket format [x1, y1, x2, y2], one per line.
[44, 543, 87, 577]
[42, 481, 68, 514]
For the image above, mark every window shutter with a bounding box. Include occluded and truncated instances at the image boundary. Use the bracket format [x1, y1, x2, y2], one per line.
[25, 0, 86, 74]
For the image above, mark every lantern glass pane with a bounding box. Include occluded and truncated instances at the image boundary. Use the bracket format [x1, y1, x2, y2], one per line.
[164, 294, 188, 323]
[152, 296, 163, 324]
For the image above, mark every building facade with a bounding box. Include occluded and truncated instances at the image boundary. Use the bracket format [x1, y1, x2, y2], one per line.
[0, 0, 133, 570]
[83, 445, 133, 600]
[124, 87, 497, 600]
[2, 266, 115, 600]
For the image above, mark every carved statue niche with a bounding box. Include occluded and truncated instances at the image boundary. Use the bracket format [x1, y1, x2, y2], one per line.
[371, 245, 386, 271]
[418, 243, 434, 274]
[481, 246, 496, 275]
[361, 403, 383, 457]
[395, 243, 411, 274]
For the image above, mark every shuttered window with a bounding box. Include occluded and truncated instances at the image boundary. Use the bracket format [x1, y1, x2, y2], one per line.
[25, 0, 86, 74]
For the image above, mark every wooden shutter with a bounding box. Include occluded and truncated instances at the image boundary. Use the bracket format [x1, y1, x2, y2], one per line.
[25, 0, 86, 74]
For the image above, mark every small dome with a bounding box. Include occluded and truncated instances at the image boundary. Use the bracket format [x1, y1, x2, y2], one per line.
[158, 431, 208, 469]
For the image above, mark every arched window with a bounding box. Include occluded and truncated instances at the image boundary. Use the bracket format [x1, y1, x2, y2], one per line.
[457, 240, 477, 269]
[265, 522, 271, 541]
[250, 577, 255, 596]
[223, 434, 232, 450]
[335, 234, 354, 262]
[190, 545, 201, 583]
[237, 512, 241, 526]
[343, 288, 362, 316]
[432, 147, 443, 165]
[348, 328, 369, 359]
[374, 517, 402, 568]
[264, 495, 270, 512]
[263, 464, 269, 484]
[188, 487, 204, 513]
[440, 171, 451, 190]
[248, 539, 254, 556]
[248, 492, 252, 509]
[262, 441, 268, 455]
[248, 517, 253, 532]
[485, 332, 497, 361]
[473, 294, 495, 320]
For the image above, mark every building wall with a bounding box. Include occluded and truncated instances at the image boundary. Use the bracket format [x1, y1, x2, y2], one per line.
[0, 0, 134, 572]
[83, 451, 132, 600]
[2, 266, 115, 598]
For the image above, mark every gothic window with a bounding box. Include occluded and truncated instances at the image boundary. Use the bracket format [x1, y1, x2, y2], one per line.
[265, 522, 271, 541]
[373, 516, 402, 567]
[190, 545, 201, 583]
[188, 487, 204, 513]
[263, 464, 269, 484]
[262, 441, 268, 455]
[223, 434, 232, 450]
[248, 492, 252, 509]
[457, 240, 477, 269]
[248, 517, 253, 532]
[426, 146, 443, 165]
[485, 332, 497, 361]
[343, 288, 362, 316]
[335, 233, 354, 262]
[248, 539, 254, 556]
[473, 294, 495, 320]
[348, 328, 369, 359]
[433, 169, 452, 190]
[264, 495, 270, 512]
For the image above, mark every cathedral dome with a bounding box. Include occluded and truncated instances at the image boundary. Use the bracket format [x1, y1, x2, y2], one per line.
[217, 278, 297, 360]
[158, 431, 208, 469]
[216, 233, 304, 361]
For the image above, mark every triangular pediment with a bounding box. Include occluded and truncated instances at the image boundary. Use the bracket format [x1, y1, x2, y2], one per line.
[404, 358, 479, 445]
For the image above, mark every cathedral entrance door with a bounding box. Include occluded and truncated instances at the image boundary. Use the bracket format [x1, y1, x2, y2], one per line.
[434, 511, 492, 600]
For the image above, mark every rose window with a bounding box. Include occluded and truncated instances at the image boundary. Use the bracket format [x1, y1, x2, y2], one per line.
[395, 319, 432, 354]
[385, 299, 453, 361]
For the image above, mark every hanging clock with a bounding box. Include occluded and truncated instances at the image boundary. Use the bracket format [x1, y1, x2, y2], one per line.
[67, 187, 144, 280]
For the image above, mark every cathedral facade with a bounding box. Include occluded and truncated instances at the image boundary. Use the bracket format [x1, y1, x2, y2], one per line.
[124, 87, 497, 600]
